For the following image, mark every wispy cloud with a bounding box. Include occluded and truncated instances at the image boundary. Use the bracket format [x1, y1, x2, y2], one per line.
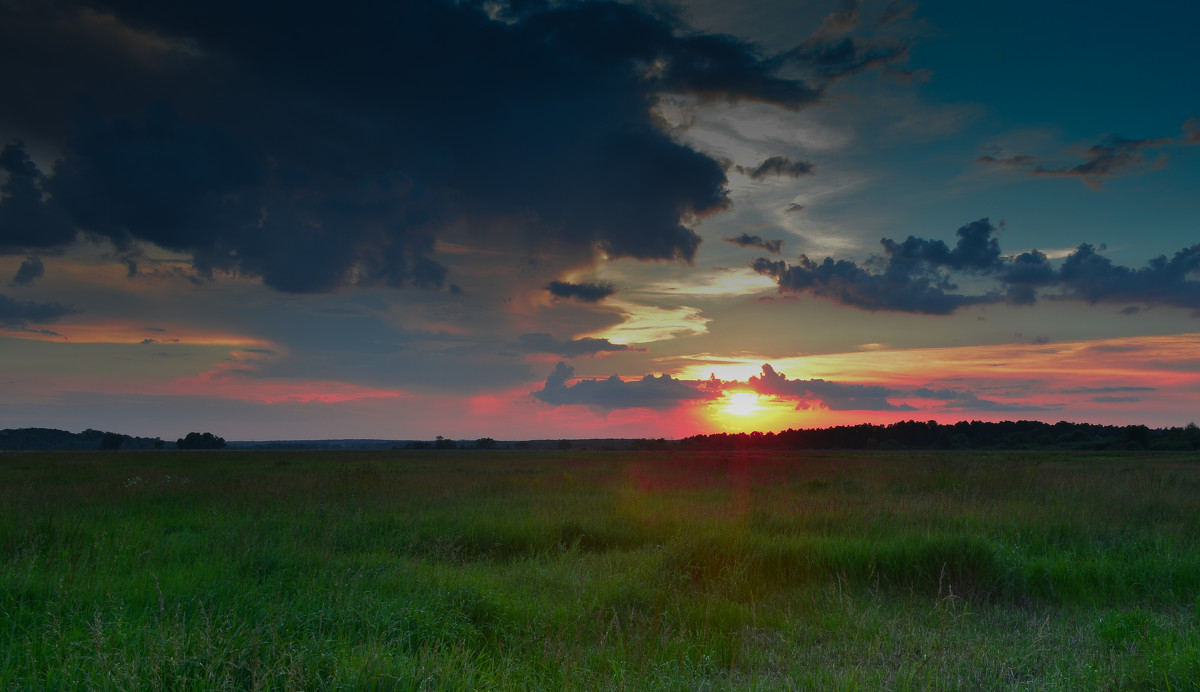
[976, 132, 1174, 188]
[725, 233, 784, 254]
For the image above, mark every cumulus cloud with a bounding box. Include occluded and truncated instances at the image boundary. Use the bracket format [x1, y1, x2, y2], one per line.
[748, 363, 913, 410]
[735, 156, 814, 180]
[725, 233, 784, 254]
[0, 293, 77, 328]
[546, 280, 616, 303]
[11, 256, 45, 286]
[0, 0, 902, 294]
[1055, 244, 1200, 309]
[516, 333, 633, 358]
[532, 361, 715, 409]
[751, 218, 1005, 314]
[753, 217, 1200, 314]
[881, 217, 1002, 272]
[977, 134, 1172, 188]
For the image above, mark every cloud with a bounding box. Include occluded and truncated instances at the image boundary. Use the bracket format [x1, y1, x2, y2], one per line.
[750, 220, 1007, 314]
[912, 387, 1056, 412]
[753, 217, 1200, 314]
[1054, 243, 1200, 309]
[787, 36, 909, 83]
[811, 0, 861, 40]
[0, 294, 77, 328]
[532, 361, 715, 409]
[725, 233, 783, 254]
[0, 142, 77, 255]
[1062, 386, 1155, 394]
[752, 254, 995, 314]
[0, 0, 865, 293]
[546, 279, 616, 303]
[10, 256, 45, 286]
[735, 156, 814, 180]
[516, 333, 633, 358]
[749, 364, 913, 411]
[881, 218, 1002, 272]
[877, 1, 915, 25]
[977, 134, 1172, 188]
[1182, 118, 1200, 145]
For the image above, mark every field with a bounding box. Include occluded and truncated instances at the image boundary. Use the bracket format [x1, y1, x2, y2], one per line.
[2, 449, 1199, 690]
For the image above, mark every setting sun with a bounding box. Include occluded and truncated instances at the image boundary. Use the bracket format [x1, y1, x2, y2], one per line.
[723, 392, 761, 416]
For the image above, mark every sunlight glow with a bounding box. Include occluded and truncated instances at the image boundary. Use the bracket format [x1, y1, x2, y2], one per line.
[723, 392, 762, 416]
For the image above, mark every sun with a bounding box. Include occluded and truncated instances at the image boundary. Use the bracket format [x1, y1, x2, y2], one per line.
[723, 392, 762, 416]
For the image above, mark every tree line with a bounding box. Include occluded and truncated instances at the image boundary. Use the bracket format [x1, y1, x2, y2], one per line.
[0, 428, 225, 451]
[677, 420, 1200, 452]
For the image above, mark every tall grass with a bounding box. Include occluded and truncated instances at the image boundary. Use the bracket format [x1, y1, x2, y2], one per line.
[2, 449, 1198, 689]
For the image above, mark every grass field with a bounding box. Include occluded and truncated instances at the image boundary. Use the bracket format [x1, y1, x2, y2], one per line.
[2, 449, 1199, 690]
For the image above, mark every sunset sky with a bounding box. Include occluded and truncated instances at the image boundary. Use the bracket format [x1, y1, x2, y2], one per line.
[2, 0, 1198, 441]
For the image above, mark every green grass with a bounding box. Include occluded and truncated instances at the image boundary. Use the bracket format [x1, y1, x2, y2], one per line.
[2, 449, 1199, 689]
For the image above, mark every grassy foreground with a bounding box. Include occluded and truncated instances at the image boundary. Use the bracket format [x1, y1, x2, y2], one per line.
[2, 449, 1199, 690]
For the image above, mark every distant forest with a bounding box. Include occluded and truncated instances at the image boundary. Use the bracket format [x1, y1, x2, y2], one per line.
[2, 420, 1199, 452]
[0, 428, 166, 451]
[0, 428, 225, 451]
[674, 420, 1200, 452]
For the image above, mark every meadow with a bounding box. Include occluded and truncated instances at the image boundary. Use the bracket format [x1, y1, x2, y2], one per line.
[2, 449, 1198, 690]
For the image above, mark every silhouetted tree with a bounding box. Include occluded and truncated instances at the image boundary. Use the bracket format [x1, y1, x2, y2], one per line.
[100, 432, 124, 450]
[176, 432, 227, 450]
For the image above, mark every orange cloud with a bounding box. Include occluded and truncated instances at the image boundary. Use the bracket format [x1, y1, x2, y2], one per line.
[5, 319, 274, 347]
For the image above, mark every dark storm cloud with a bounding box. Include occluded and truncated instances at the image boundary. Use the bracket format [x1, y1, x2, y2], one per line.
[0, 0, 869, 293]
[532, 361, 715, 409]
[977, 135, 1171, 188]
[546, 280, 617, 303]
[516, 333, 633, 358]
[736, 156, 815, 180]
[11, 256, 44, 286]
[725, 233, 783, 254]
[0, 142, 76, 254]
[0, 293, 77, 328]
[754, 217, 1200, 314]
[749, 364, 913, 411]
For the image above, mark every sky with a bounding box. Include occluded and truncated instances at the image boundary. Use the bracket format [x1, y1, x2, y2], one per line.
[1, 0, 1199, 441]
